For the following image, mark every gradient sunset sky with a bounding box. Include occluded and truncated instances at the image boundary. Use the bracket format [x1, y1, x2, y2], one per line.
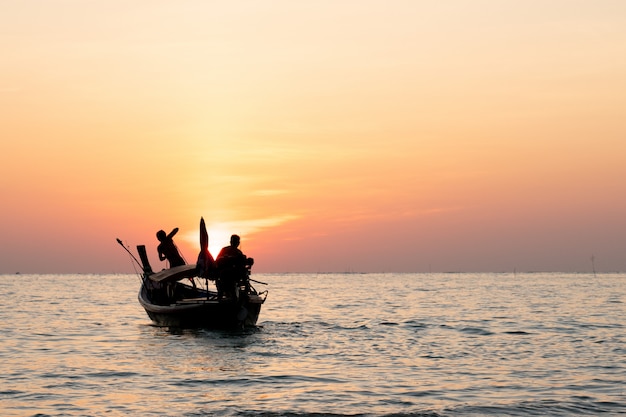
[2, 1, 625, 273]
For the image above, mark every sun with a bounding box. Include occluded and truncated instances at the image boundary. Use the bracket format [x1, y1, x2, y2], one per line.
[205, 227, 232, 259]
[182, 223, 232, 260]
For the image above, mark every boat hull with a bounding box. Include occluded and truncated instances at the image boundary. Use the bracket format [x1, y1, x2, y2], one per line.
[138, 281, 265, 329]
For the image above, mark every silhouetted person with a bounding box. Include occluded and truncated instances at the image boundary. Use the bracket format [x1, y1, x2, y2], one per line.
[156, 228, 186, 268]
[215, 234, 254, 298]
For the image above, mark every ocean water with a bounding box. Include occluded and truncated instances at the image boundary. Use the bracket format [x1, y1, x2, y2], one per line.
[1, 272, 624, 417]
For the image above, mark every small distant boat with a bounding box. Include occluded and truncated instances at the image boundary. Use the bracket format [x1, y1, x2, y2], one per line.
[118, 240, 268, 329]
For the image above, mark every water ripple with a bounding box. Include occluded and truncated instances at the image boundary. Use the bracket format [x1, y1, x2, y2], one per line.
[1, 273, 625, 416]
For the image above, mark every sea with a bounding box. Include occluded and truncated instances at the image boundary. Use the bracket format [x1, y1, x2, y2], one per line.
[1, 272, 624, 417]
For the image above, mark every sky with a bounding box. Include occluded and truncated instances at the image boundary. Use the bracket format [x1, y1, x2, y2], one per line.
[1, 1, 626, 274]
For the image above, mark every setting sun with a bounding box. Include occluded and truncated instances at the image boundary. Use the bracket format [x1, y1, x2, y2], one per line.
[182, 224, 233, 261]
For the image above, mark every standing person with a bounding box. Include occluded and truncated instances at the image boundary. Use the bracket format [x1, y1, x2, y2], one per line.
[156, 227, 186, 268]
[215, 234, 254, 298]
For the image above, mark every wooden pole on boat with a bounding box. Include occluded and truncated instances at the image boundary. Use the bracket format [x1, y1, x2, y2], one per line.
[116, 238, 144, 271]
[199, 217, 211, 298]
[137, 245, 154, 275]
[249, 278, 268, 286]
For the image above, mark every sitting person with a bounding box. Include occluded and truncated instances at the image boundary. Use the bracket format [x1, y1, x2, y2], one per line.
[156, 227, 186, 268]
[215, 234, 254, 298]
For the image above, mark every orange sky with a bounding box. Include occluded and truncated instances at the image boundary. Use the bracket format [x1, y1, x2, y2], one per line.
[2, 1, 626, 273]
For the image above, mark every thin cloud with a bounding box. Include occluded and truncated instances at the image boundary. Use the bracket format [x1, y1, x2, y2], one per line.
[251, 189, 289, 197]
